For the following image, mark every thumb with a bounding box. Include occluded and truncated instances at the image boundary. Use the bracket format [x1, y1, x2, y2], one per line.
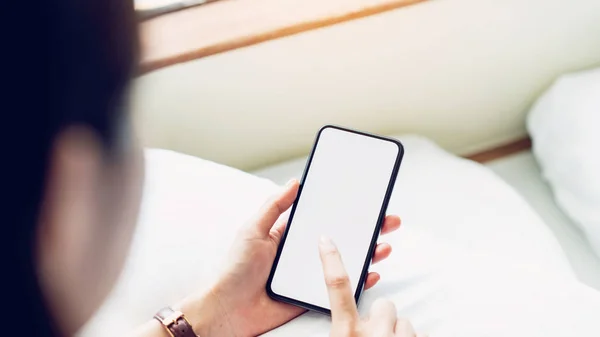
[252, 179, 299, 235]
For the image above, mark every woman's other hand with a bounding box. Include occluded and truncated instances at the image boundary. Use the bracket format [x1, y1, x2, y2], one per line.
[319, 236, 425, 337]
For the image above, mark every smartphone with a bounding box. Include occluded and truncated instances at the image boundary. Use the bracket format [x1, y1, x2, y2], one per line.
[266, 125, 404, 314]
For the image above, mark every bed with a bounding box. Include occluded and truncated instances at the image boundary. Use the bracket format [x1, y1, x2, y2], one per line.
[79, 139, 600, 337]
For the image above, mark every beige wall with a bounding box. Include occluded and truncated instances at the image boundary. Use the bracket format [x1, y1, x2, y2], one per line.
[132, 0, 600, 170]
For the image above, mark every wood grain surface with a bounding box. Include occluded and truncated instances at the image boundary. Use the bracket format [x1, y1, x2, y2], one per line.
[466, 137, 532, 163]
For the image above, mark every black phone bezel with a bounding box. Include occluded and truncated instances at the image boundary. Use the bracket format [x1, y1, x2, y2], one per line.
[265, 124, 404, 315]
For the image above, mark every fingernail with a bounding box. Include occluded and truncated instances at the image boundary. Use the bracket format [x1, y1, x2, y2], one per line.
[285, 178, 297, 187]
[319, 236, 336, 251]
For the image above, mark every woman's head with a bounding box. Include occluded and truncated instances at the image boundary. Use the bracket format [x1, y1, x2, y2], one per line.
[8, 0, 142, 335]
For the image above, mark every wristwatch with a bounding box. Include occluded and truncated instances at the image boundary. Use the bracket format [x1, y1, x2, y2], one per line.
[154, 307, 198, 337]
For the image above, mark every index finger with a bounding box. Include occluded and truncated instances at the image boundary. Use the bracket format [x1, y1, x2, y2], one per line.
[318, 236, 359, 324]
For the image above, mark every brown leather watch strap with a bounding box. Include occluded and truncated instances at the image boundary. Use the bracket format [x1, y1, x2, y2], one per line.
[154, 307, 198, 337]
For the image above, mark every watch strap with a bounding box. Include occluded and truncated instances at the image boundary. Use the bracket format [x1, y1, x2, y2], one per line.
[154, 307, 198, 337]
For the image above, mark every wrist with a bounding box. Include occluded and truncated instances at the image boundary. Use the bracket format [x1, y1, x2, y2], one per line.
[175, 286, 234, 337]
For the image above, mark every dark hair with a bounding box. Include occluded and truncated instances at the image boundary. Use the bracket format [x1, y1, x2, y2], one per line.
[5, 0, 138, 335]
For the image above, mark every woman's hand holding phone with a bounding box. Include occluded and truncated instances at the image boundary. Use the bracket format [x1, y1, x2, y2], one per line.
[319, 236, 426, 337]
[177, 180, 402, 337]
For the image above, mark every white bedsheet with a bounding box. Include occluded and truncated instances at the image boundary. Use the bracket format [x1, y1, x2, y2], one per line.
[487, 151, 600, 290]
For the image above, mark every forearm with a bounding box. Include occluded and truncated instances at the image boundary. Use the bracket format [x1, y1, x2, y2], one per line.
[131, 320, 170, 337]
[131, 289, 234, 337]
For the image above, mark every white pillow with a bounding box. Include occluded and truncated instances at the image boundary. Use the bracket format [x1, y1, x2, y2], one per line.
[79, 137, 573, 337]
[528, 68, 600, 259]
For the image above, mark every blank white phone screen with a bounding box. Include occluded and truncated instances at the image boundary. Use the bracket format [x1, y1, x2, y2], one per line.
[270, 127, 400, 310]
